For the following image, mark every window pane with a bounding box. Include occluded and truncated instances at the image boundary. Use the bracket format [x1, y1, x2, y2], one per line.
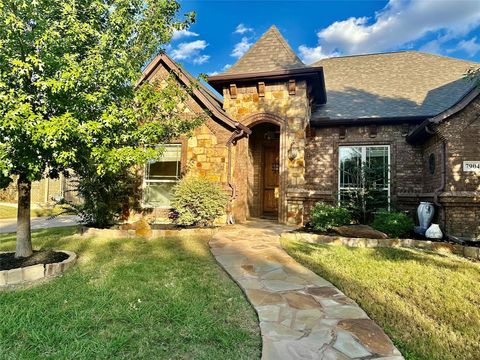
[339, 147, 362, 188]
[148, 161, 178, 179]
[144, 182, 175, 207]
[146, 144, 181, 181]
[366, 146, 389, 189]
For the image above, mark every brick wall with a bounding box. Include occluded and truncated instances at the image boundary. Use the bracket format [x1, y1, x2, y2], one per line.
[302, 124, 424, 222]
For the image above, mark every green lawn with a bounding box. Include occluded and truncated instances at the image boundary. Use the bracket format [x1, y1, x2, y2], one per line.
[281, 239, 480, 360]
[0, 228, 260, 359]
[0, 205, 66, 219]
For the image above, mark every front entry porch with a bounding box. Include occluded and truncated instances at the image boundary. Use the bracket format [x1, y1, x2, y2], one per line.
[247, 122, 281, 220]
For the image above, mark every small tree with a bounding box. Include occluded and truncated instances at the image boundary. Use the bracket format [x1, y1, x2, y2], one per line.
[0, 0, 198, 257]
[339, 162, 389, 224]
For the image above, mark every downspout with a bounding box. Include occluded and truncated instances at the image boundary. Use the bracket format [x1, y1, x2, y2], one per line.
[426, 125, 447, 231]
[226, 129, 245, 225]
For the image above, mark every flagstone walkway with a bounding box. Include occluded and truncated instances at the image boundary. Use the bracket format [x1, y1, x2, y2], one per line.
[209, 219, 403, 360]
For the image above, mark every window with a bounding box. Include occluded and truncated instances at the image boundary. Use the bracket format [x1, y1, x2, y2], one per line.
[143, 144, 182, 207]
[338, 145, 390, 209]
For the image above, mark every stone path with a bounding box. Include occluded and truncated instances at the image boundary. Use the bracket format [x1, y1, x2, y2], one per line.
[209, 219, 403, 360]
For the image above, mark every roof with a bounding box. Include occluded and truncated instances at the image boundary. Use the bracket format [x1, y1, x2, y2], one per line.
[208, 26, 327, 105]
[312, 51, 478, 122]
[137, 53, 250, 134]
[407, 87, 480, 143]
[223, 25, 305, 75]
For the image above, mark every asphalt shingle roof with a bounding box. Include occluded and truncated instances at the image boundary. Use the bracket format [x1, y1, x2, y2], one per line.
[223, 25, 305, 75]
[312, 51, 478, 120]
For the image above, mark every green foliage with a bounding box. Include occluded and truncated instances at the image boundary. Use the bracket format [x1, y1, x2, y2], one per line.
[59, 169, 142, 228]
[372, 211, 414, 238]
[170, 176, 228, 227]
[308, 202, 352, 232]
[340, 163, 389, 224]
[0, 0, 204, 233]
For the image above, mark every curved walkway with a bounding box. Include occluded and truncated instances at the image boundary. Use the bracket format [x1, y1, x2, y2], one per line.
[209, 219, 403, 360]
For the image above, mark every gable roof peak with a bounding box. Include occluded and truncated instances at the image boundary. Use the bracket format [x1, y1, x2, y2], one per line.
[223, 25, 305, 75]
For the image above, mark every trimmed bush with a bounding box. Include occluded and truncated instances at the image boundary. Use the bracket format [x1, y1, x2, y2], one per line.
[170, 176, 228, 226]
[372, 211, 414, 238]
[308, 202, 352, 232]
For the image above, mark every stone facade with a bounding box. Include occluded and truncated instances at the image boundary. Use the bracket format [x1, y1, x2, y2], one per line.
[222, 80, 310, 224]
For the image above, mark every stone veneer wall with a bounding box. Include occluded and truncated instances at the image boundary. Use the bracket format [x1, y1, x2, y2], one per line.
[222, 80, 310, 224]
[143, 61, 235, 223]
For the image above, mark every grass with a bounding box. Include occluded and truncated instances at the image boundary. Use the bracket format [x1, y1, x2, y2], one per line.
[0, 205, 68, 219]
[281, 239, 480, 360]
[0, 227, 260, 359]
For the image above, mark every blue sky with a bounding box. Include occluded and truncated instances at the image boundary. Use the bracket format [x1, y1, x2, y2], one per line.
[166, 0, 480, 77]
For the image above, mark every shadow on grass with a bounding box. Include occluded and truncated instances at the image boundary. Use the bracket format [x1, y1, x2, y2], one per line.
[0, 228, 261, 360]
[282, 240, 480, 360]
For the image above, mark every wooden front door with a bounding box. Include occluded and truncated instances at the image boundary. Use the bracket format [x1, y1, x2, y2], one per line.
[263, 144, 280, 215]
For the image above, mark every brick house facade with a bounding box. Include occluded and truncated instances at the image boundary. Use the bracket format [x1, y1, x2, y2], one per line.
[138, 26, 480, 240]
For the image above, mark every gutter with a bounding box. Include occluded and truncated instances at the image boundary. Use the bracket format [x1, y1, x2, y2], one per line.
[429, 126, 447, 230]
[310, 115, 430, 127]
[226, 129, 246, 225]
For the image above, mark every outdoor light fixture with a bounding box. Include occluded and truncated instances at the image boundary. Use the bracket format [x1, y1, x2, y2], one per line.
[288, 141, 299, 161]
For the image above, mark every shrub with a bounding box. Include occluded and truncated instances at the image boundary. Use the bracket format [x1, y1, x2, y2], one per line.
[372, 211, 414, 238]
[170, 176, 228, 227]
[308, 202, 352, 232]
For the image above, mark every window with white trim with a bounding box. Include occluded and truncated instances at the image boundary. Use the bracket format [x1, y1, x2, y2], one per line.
[338, 145, 390, 209]
[143, 144, 182, 207]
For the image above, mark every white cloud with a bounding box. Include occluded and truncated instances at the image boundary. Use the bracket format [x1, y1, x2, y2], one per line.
[208, 64, 231, 76]
[298, 45, 339, 64]
[300, 0, 480, 63]
[172, 29, 199, 41]
[231, 37, 252, 58]
[447, 37, 480, 57]
[234, 23, 253, 35]
[171, 40, 208, 61]
[193, 54, 210, 65]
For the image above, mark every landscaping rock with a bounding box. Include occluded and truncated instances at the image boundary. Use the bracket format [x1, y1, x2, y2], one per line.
[332, 225, 389, 239]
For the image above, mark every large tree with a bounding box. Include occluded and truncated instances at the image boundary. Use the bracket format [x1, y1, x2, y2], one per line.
[0, 0, 199, 257]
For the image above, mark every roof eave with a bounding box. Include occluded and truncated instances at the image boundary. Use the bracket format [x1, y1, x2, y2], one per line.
[138, 54, 250, 134]
[208, 66, 327, 105]
[310, 115, 431, 127]
[406, 86, 479, 144]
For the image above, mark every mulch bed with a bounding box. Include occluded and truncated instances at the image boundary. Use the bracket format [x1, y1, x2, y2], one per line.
[0, 251, 68, 271]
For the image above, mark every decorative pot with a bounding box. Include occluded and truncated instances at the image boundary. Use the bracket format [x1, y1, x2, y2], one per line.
[425, 224, 443, 239]
[417, 202, 434, 232]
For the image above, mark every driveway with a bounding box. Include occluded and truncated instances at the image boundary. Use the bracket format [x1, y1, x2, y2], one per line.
[0, 216, 80, 234]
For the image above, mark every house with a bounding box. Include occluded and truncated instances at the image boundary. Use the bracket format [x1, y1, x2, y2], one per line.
[138, 25, 480, 240]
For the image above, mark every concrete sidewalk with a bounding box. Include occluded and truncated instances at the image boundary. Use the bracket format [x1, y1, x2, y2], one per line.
[0, 216, 80, 234]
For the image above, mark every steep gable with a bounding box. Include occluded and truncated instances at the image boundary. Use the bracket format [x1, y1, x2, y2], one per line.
[223, 25, 305, 75]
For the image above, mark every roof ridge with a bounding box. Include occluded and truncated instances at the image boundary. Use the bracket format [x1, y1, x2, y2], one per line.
[270, 26, 304, 65]
[314, 50, 479, 65]
[223, 25, 305, 75]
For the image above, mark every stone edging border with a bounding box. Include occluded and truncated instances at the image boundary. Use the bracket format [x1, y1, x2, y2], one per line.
[0, 250, 77, 287]
[79, 226, 219, 239]
[281, 232, 480, 261]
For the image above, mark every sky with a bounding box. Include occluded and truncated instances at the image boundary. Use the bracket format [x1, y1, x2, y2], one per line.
[165, 0, 480, 77]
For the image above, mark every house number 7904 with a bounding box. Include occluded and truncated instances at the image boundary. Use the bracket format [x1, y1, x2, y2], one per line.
[463, 161, 480, 172]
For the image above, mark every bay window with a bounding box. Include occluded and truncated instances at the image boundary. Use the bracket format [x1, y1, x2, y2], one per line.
[143, 144, 182, 207]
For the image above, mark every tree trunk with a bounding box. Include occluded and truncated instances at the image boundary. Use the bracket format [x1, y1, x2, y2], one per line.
[15, 176, 33, 258]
